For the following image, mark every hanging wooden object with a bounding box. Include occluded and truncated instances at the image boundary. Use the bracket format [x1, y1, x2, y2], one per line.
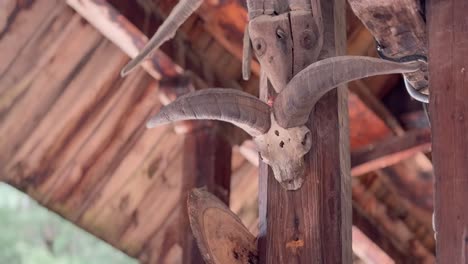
[188, 188, 258, 264]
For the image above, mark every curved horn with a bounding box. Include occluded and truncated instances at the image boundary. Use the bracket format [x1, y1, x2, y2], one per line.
[273, 56, 423, 128]
[121, 0, 203, 76]
[147, 89, 271, 136]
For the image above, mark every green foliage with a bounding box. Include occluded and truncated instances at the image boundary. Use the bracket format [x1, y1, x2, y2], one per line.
[0, 184, 137, 264]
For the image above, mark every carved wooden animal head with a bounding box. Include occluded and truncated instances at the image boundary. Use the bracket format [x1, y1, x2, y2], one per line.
[121, 0, 424, 190]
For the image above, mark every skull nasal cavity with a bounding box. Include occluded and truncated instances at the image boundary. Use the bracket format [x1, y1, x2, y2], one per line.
[302, 132, 311, 146]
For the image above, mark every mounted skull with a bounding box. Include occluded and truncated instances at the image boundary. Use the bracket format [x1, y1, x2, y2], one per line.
[121, 0, 424, 190]
[254, 116, 312, 190]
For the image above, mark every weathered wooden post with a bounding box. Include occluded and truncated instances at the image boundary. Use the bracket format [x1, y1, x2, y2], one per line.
[427, 0, 468, 262]
[254, 0, 352, 263]
[158, 75, 232, 263]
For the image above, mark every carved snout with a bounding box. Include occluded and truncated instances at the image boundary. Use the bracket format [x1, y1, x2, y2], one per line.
[270, 161, 305, 190]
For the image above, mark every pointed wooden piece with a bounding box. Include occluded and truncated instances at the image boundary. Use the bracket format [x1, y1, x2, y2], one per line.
[188, 189, 258, 264]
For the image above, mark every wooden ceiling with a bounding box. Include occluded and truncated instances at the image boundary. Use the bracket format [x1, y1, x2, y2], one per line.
[0, 0, 435, 263]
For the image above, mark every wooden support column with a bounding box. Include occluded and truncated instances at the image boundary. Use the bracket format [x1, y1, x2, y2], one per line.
[427, 0, 468, 262]
[257, 0, 352, 263]
[158, 76, 232, 264]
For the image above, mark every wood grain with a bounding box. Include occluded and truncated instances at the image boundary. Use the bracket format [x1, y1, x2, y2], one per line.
[188, 189, 257, 264]
[257, 1, 352, 262]
[66, 0, 183, 80]
[427, 0, 468, 262]
[347, 0, 428, 92]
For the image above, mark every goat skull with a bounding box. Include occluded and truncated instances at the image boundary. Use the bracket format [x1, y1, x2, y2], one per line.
[121, 0, 424, 190]
[254, 115, 312, 190]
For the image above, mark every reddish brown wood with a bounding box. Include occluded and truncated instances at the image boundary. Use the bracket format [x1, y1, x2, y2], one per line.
[427, 0, 468, 262]
[257, 1, 352, 263]
[351, 128, 431, 176]
[352, 206, 412, 263]
[66, 0, 183, 80]
[353, 179, 435, 262]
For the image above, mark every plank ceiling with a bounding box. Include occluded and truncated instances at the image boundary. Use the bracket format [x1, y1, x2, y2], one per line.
[0, 0, 435, 263]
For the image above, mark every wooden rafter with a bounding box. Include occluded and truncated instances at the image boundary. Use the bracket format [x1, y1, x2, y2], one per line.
[351, 128, 431, 176]
[66, 0, 182, 80]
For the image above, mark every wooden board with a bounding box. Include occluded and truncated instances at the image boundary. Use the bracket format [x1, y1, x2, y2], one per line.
[257, 1, 352, 263]
[427, 0, 468, 262]
[351, 128, 431, 176]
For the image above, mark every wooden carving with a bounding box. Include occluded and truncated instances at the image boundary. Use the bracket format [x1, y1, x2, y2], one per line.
[121, 0, 424, 190]
[187, 189, 258, 264]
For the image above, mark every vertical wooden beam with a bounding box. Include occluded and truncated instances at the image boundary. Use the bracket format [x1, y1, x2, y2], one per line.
[158, 76, 232, 264]
[258, 0, 352, 263]
[427, 0, 468, 262]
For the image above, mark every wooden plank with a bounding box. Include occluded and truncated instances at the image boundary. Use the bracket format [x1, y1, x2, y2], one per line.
[352, 205, 411, 263]
[257, 1, 352, 262]
[0, 0, 61, 76]
[35, 69, 161, 211]
[1, 1, 193, 261]
[69, 0, 256, 94]
[79, 130, 180, 249]
[353, 179, 435, 262]
[351, 128, 431, 176]
[0, 13, 103, 173]
[4, 39, 128, 183]
[427, 0, 468, 262]
[66, 0, 183, 80]
[0, 4, 76, 115]
[368, 172, 435, 252]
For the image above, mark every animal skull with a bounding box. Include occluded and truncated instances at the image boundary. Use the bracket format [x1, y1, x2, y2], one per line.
[121, 0, 425, 190]
[253, 115, 312, 190]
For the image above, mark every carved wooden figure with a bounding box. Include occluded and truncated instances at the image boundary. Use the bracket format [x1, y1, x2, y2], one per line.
[120, 0, 424, 190]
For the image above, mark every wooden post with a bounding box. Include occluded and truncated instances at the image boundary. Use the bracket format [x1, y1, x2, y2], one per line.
[257, 0, 352, 263]
[158, 76, 232, 264]
[427, 0, 468, 262]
